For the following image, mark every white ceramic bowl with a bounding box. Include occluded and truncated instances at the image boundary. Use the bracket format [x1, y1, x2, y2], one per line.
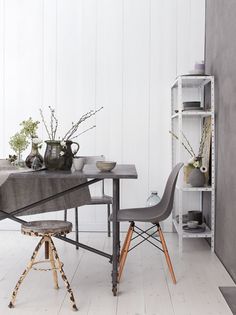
[96, 161, 116, 172]
[187, 220, 199, 229]
[73, 157, 85, 171]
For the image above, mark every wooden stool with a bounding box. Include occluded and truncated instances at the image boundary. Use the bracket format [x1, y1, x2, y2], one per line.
[8, 220, 78, 311]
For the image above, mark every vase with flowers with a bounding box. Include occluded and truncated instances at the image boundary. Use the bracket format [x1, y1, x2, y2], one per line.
[20, 117, 43, 169]
[40, 106, 103, 171]
[169, 122, 210, 187]
[9, 132, 29, 167]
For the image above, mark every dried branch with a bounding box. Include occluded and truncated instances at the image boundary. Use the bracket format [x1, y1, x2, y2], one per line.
[40, 106, 103, 141]
[39, 108, 52, 140]
[62, 106, 103, 141]
[49, 106, 58, 140]
[169, 130, 195, 158]
[69, 125, 96, 140]
[181, 131, 196, 157]
[198, 120, 211, 157]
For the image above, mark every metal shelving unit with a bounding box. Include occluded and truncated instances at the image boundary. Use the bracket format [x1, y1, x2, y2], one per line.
[171, 75, 215, 252]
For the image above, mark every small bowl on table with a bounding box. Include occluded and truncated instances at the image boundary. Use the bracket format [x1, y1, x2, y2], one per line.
[73, 157, 85, 171]
[96, 161, 116, 172]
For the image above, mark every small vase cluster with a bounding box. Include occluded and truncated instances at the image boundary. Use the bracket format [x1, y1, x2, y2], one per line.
[169, 128, 211, 187]
[8, 106, 103, 171]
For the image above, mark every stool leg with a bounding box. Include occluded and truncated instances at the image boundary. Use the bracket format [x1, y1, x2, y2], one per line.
[49, 237, 78, 311]
[8, 236, 45, 308]
[64, 209, 68, 221]
[45, 240, 49, 259]
[46, 236, 59, 289]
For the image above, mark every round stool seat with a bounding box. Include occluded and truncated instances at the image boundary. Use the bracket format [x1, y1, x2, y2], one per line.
[21, 220, 72, 236]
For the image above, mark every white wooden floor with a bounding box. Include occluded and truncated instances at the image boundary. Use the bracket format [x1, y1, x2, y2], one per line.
[0, 231, 234, 315]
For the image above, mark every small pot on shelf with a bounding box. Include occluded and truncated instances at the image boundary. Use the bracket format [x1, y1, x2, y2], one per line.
[189, 168, 205, 187]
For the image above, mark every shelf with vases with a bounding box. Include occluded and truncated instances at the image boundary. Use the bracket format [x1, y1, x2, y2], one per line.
[171, 75, 213, 89]
[176, 185, 213, 192]
[171, 110, 212, 119]
[172, 219, 212, 238]
[171, 75, 215, 253]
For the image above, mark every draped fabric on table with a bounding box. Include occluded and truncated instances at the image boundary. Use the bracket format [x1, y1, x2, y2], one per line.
[0, 168, 91, 220]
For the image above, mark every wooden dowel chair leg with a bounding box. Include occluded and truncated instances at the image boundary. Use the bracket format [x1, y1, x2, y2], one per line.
[119, 224, 132, 263]
[49, 237, 78, 311]
[118, 222, 134, 282]
[158, 225, 177, 284]
[8, 236, 46, 308]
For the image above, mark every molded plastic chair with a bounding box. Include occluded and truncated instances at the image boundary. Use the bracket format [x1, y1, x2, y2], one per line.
[112, 163, 183, 284]
[64, 155, 112, 249]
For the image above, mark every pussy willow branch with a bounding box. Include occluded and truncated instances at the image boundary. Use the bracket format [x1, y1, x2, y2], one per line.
[50, 107, 54, 140]
[169, 130, 195, 158]
[49, 106, 58, 140]
[39, 108, 52, 140]
[62, 106, 103, 141]
[181, 131, 196, 157]
[69, 125, 96, 140]
[198, 119, 211, 157]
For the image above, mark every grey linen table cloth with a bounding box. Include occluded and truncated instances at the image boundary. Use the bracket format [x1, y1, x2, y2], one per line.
[0, 168, 91, 220]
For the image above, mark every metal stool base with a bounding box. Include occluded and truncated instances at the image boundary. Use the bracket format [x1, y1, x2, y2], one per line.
[8, 234, 78, 311]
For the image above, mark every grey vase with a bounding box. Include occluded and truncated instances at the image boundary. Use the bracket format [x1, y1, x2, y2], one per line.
[189, 168, 205, 187]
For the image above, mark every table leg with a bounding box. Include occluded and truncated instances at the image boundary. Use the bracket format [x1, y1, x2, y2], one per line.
[112, 178, 120, 296]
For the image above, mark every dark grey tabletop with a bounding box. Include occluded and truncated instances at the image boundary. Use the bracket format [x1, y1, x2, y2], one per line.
[78, 164, 138, 179]
[9, 164, 138, 180]
[0, 164, 137, 220]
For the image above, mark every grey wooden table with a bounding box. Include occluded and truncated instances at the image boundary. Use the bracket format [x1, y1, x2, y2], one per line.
[79, 164, 138, 295]
[0, 164, 138, 296]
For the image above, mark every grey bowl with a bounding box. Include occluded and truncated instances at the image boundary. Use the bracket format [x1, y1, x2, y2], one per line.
[183, 101, 201, 109]
[96, 161, 116, 172]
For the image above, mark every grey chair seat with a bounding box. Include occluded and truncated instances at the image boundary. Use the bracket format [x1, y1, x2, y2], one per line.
[87, 195, 112, 205]
[21, 220, 72, 235]
[110, 205, 164, 223]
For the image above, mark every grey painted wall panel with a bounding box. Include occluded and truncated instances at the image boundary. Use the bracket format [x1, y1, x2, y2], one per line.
[205, 0, 236, 282]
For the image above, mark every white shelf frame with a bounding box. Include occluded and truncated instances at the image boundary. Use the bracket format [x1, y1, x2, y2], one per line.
[173, 219, 212, 238]
[171, 111, 212, 119]
[171, 75, 215, 253]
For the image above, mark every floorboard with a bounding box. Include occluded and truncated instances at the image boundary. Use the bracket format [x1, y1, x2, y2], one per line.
[0, 231, 234, 315]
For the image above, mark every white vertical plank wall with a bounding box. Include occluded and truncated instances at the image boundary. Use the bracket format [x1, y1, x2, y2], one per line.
[0, 0, 205, 231]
